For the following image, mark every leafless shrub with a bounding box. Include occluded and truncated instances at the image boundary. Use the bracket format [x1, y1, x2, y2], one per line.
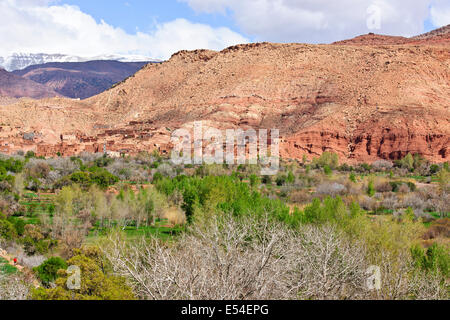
[347, 183, 363, 196]
[434, 192, 450, 216]
[375, 181, 393, 193]
[168, 189, 184, 206]
[382, 193, 400, 210]
[46, 170, 62, 185]
[47, 157, 79, 176]
[17, 252, 46, 268]
[402, 195, 425, 212]
[25, 159, 50, 179]
[154, 163, 176, 178]
[374, 192, 383, 200]
[372, 160, 393, 171]
[408, 271, 449, 300]
[102, 214, 290, 300]
[0, 194, 20, 216]
[423, 219, 450, 240]
[283, 225, 369, 300]
[0, 153, 25, 162]
[102, 214, 372, 300]
[107, 159, 150, 182]
[398, 184, 410, 194]
[0, 181, 12, 193]
[290, 190, 312, 204]
[51, 215, 91, 258]
[316, 182, 347, 197]
[0, 275, 29, 300]
[359, 196, 377, 211]
[78, 152, 104, 163]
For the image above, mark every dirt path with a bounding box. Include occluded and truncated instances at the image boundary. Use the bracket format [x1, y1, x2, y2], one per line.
[0, 248, 24, 272]
[0, 248, 41, 288]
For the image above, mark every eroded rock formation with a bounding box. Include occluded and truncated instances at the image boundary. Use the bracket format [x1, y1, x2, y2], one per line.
[0, 27, 449, 163]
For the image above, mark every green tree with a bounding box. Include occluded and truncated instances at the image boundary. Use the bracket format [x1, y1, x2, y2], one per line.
[34, 257, 68, 287]
[436, 169, 449, 193]
[313, 152, 339, 169]
[286, 171, 295, 184]
[401, 153, 414, 171]
[31, 247, 135, 300]
[249, 174, 261, 188]
[0, 219, 17, 240]
[367, 179, 375, 197]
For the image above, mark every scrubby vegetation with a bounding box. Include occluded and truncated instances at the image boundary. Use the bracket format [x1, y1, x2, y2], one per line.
[0, 151, 448, 300]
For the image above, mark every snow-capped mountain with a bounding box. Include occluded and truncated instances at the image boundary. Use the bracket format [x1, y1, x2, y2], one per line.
[0, 53, 161, 71]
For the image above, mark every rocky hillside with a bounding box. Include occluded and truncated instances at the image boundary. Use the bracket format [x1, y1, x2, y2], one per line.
[13, 60, 150, 99]
[0, 29, 448, 163]
[333, 24, 450, 46]
[0, 68, 60, 99]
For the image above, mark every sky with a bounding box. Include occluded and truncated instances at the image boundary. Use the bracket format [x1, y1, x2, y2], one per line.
[1, 0, 449, 60]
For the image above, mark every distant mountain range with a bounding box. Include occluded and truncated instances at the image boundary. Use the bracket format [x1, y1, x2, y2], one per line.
[13, 60, 150, 99]
[0, 68, 60, 99]
[0, 53, 161, 71]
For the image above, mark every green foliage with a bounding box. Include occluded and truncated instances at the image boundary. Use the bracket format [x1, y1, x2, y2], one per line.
[404, 207, 416, 221]
[301, 197, 349, 225]
[403, 153, 414, 170]
[275, 175, 286, 186]
[155, 175, 292, 225]
[93, 154, 114, 168]
[436, 169, 449, 192]
[90, 169, 119, 189]
[0, 157, 24, 174]
[25, 151, 36, 159]
[389, 181, 416, 193]
[0, 157, 23, 188]
[70, 171, 92, 187]
[0, 218, 17, 240]
[444, 162, 449, 172]
[69, 169, 118, 190]
[430, 164, 440, 175]
[7, 217, 26, 236]
[249, 174, 261, 188]
[152, 172, 164, 183]
[31, 247, 135, 300]
[359, 163, 372, 172]
[34, 257, 68, 286]
[0, 257, 18, 275]
[367, 179, 375, 197]
[349, 172, 357, 183]
[261, 175, 272, 185]
[323, 165, 332, 176]
[338, 163, 353, 172]
[313, 152, 339, 169]
[411, 243, 450, 277]
[395, 153, 424, 171]
[286, 171, 295, 184]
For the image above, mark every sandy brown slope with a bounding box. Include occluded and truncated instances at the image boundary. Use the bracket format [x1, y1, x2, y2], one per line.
[86, 41, 449, 163]
[333, 24, 450, 46]
[0, 34, 449, 163]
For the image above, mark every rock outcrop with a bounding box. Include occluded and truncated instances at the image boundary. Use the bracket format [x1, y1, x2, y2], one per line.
[0, 28, 448, 163]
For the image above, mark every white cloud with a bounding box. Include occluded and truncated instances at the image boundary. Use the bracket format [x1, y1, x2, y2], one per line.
[0, 0, 248, 59]
[182, 0, 440, 43]
[430, 0, 450, 27]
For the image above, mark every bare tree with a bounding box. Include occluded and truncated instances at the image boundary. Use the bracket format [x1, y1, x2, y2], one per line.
[101, 213, 375, 300]
[0, 275, 29, 300]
